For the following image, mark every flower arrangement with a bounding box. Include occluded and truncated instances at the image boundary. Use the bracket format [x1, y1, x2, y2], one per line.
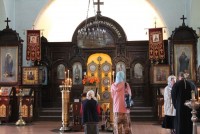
[82, 75, 100, 86]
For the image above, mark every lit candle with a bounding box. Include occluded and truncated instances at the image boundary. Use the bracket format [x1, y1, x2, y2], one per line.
[84, 72, 86, 76]
[107, 79, 110, 87]
[112, 71, 115, 82]
[68, 70, 69, 79]
[191, 90, 195, 100]
[198, 88, 200, 101]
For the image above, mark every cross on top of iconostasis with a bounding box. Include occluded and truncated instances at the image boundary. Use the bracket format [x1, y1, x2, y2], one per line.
[94, 0, 104, 16]
[180, 15, 187, 26]
[4, 17, 11, 29]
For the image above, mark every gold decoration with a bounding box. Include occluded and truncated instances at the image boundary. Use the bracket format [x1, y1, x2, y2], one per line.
[0, 105, 6, 117]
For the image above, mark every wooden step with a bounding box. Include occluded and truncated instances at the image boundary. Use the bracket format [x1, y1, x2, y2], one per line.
[38, 106, 156, 122]
[130, 106, 156, 121]
[38, 108, 62, 121]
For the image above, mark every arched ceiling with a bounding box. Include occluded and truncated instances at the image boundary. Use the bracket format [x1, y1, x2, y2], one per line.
[35, 0, 167, 42]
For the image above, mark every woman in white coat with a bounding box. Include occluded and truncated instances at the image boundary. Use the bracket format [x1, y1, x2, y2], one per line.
[162, 75, 176, 134]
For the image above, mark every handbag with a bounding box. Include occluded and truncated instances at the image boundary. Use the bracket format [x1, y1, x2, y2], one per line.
[125, 94, 134, 108]
[124, 82, 134, 108]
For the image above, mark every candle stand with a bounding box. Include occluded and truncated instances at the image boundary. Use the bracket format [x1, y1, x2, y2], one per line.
[59, 78, 72, 131]
[16, 89, 26, 126]
[184, 98, 200, 134]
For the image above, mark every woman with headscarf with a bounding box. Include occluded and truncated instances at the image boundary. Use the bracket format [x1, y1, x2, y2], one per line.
[82, 90, 99, 133]
[162, 75, 176, 134]
[111, 71, 132, 134]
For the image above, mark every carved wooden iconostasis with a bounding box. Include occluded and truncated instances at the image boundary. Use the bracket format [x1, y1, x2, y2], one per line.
[0, 18, 23, 122]
[38, 13, 170, 112]
[169, 17, 198, 82]
[169, 17, 200, 120]
[0, 16, 169, 123]
[38, 13, 172, 125]
[0, 19, 40, 123]
[155, 16, 199, 122]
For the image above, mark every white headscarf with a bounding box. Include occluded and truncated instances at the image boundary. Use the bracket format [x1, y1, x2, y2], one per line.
[115, 71, 125, 84]
[86, 90, 97, 100]
[167, 75, 176, 88]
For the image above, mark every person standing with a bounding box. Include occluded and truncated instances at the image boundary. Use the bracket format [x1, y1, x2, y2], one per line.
[171, 72, 193, 134]
[162, 75, 176, 134]
[111, 71, 132, 134]
[82, 90, 99, 134]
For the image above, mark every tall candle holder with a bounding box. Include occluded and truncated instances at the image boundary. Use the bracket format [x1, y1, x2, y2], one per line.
[184, 95, 200, 134]
[16, 89, 26, 126]
[59, 77, 72, 131]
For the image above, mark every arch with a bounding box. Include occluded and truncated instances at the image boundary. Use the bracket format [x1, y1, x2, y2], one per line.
[72, 15, 127, 44]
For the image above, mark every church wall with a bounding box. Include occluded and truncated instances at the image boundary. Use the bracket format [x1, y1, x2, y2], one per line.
[0, 1, 199, 35]
[190, 0, 200, 66]
[150, 0, 186, 34]
[1, 0, 15, 28]
[1, 1, 200, 66]
[0, 0, 6, 30]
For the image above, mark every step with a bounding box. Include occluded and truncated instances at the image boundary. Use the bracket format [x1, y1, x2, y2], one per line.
[38, 106, 156, 121]
[130, 106, 156, 121]
[38, 108, 62, 121]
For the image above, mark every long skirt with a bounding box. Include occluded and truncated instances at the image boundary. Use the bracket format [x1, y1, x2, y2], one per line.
[113, 112, 132, 134]
[84, 122, 99, 134]
[162, 115, 175, 129]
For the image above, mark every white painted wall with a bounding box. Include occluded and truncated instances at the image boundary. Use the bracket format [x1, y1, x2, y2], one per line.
[0, 0, 199, 66]
[0, 0, 6, 29]
[3, 0, 15, 28]
[190, 0, 200, 67]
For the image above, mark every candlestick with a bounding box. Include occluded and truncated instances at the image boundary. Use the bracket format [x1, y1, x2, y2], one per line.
[184, 99, 200, 134]
[16, 89, 26, 126]
[67, 70, 69, 79]
[107, 79, 110, 87]
[112, 71, 115, 82]
[191, 90, 195, 100]
[65, 71, 66, 79]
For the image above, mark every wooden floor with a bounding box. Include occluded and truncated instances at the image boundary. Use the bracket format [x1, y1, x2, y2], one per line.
[0, 121, 200, 134]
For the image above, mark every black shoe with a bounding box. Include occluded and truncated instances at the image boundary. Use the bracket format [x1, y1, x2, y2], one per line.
[171, 130, 175, 134]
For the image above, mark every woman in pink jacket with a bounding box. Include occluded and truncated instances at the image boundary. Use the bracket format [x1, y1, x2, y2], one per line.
[111, 71, 132, 134]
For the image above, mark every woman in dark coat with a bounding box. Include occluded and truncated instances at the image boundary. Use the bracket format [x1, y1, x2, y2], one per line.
[171, 72, 193, 134]
[82, 90, 99, 134]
